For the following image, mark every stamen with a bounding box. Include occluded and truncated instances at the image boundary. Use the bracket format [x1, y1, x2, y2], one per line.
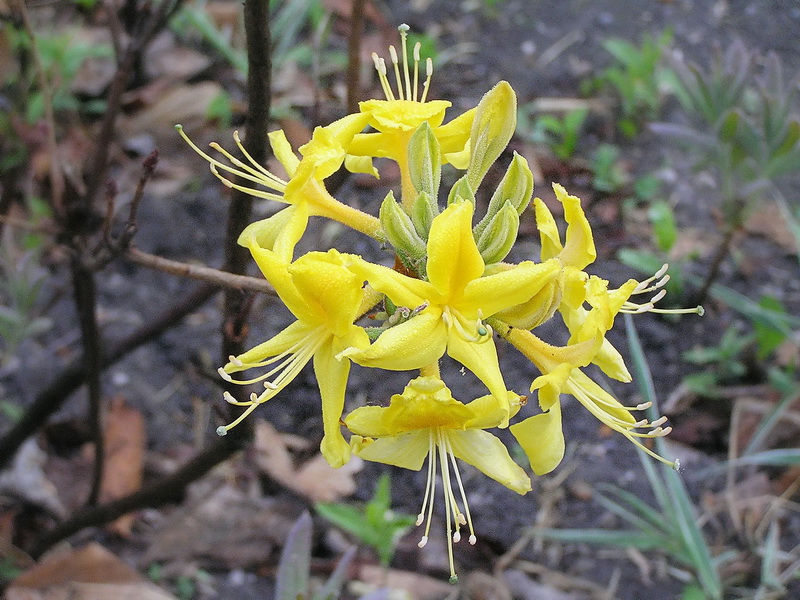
[372, 53, 394, 101]
[421, 58, 433, 102]
[399, 24, 412, 102]
[413, 42, 421, 101]
[233, 131, 287, 187]
[445, 435, 477, 546]
[228, 355, 243, 367]
[437, 430, 458, 584]
[209, 165, 285, 203]
[388, 46, 404, 100]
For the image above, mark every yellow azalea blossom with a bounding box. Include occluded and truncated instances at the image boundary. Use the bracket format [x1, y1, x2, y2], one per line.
[176, 114, 382, 240]
[346, 376, 530, 583]
[347, 25, 475, 205]
[217, 246, 370, 468]
[341, 200, 561, 425]
[504, 323, 676, 476]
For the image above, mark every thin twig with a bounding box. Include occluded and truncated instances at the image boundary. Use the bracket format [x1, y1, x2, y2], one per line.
[125, 247, 276, 294]
[69, 257, 105, 507]
[0, 283, 218, 469]
[220, 0, 272, 370]
[346, 0, 367, 114]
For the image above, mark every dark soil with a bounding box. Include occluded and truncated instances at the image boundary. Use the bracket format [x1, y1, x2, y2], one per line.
[2, 1, 799, 599]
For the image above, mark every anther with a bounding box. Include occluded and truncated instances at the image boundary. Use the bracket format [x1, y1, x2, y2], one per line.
[223, 391, 237, 404]
[418, 536, 428, 548]
[216, 426, 228, 436]
[413, 42, 421, 62]
[655, 263, 670, 279]
[453, 531, 461, 543]
[651, 416, 668, 427]
[249, 392, 258, 402]
[228, 355, 243, 367]
[218, 368, 234, 382]
[636, 401, 652, 410]
[264, 381, 279, 390]
[468, 534, 477, 545]
[650, 289, 667, 303]
[416, 514, 424, 526]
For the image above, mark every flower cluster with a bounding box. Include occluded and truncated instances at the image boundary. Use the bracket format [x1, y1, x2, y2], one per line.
[180, 25, 702, 583]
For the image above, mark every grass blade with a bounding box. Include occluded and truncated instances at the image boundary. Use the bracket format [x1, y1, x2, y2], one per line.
[624, 315, 724, 599]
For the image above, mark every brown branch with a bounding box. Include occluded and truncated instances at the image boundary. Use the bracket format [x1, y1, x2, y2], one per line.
[28, 434, 241, 559]
[346, 0, 367, 114]
[221, 0, 272, 367]
[69, 258, 105, 507]
[125, 247, 275, 295]
[0, 283, 218, 469]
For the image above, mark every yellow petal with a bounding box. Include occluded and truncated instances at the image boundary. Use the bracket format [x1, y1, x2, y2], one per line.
[344, 154, 379, 178]
[426, 201, 484, 299]
[533, 197, 563, 261]
[348, 258, 434, 309]
[462, 259, 562, 317]
[289, 250, 365, 335]
[314, 340, 353, 468]
[446, 334, 510, 425]
[447, 429, 531, 494]
[341, 310, 448, 372]
[553, 183, 596, 269]
[510, 401, 565, 475]
[352, 430, 431, 470]
[268, 129, 300, 176]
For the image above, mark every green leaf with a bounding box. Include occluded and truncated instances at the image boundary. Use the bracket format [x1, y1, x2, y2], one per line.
[752, 296, 787, 359]
[648, 200, 677, 252]
[275, 512, 312, 600]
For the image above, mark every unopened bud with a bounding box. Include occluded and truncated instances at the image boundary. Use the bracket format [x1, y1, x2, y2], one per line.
[380, 191, 427, 260]
[474, 152, 534, 240]
[466, 81, 517, 191]
[412, 191, 438, 240]
[477, 201, 519, 264]
[408, 121, 441, 199]
[447, 175, 474, 205]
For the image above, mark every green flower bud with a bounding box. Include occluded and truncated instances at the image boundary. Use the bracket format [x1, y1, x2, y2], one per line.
[380, 191, 427, 261]
[477, 200, 519, 264]
[411, 191, 437, 240]
[474, 151, 533, 240]
[447, 175, 475, 205]
[466, 81, 517, 191]
[408, 122, 442, 199]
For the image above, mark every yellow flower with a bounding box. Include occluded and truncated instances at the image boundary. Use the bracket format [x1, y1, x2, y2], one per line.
[346, 376, 530, 583]
[217, 244, 371, 468]
[505, 323, 675, 476]
[342, 200, 561, 424]
[347, 25, 475, 203]
[176, 114, 382, 240]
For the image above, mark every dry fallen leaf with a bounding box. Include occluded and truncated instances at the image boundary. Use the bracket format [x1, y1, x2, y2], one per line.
[352, 565, 453, 600]
[100, 397, 146, 536]
[0, 439, 64, 519]
[5, 542, 177, 600]
[744, 200, 798, 254]
[144, 482, 296, 568]
[253, 420, 362, 503]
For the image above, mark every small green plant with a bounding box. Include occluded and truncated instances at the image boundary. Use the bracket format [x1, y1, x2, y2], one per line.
[591, 143, 629, 193]
[0, 234, 52, 366]
[682, 324, 754, 395]
[618, 197, 687, 302]
[316, 473, 416, 567]
[585, 30, 673, 137]
[654, 41, 800, 301]
[12, 28, 112, 122]
[517, 106, 588, 160]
